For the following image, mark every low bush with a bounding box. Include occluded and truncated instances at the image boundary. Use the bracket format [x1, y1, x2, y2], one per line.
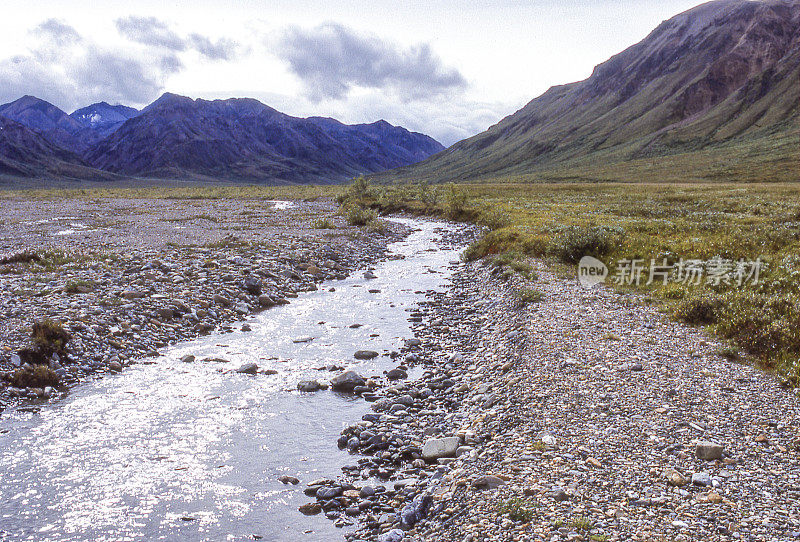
[345, 206, 378, 226]
[498, 497, 535, 523]
[311, 218, 336, 229]
[32, 319, 70, 354]
[548, 225, 622, 264]
[673, 293, 724, 325]
[517, 288, 545, 305]
[465, 228, 548, 261]
[8, 365, 60, 388]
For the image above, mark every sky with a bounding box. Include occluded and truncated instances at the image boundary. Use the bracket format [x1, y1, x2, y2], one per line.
[0, 0, 707, 146]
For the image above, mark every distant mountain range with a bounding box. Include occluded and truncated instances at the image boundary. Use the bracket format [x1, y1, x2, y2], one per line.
[0, 93, 444, 184]
[379, 0, 800, 184]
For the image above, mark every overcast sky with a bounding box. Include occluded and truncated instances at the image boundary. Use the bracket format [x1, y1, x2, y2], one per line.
[0, 0, 706, 145]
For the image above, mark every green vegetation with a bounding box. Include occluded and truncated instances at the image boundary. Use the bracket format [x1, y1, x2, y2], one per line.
[569, 516, 594, 531]
[32, 319, 70, 354]
[8, 365, 60, 388]
[343, 205, 378, 226]
[516, 288, 545, 305]
[498, 497, 536, 523]
[311, 218, 336, 229]
[352, 180, 800, 384]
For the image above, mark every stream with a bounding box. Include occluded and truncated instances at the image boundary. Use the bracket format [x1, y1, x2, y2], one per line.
[0, 218, 466, 542]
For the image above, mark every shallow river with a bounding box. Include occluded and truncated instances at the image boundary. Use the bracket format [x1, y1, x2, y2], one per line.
[0, 218, 466, 542]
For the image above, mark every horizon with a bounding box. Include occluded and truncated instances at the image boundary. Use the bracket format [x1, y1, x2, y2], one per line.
[0, 0, 708, 146]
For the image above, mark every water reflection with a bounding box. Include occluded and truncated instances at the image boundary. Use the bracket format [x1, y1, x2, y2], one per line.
[0, 219, 464, 542]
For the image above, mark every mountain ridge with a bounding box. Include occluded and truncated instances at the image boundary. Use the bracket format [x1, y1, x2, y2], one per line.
[0, 94, 444, 185]
[376, 0, 800, 184]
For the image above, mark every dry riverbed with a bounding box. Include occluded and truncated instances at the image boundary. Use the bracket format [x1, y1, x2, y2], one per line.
[0, 196, 405, 408]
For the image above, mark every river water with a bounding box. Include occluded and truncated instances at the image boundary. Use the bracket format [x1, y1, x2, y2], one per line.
[0, 219, 466, 542]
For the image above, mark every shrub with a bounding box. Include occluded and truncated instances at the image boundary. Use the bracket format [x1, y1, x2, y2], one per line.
[716, 291, 800, 358]
[464, 228, 548, 261]
[673, 293, 724, 325]
[444, 183, 470, 220]
[0, 251, 41, 265]
[478, 206, 511, 231]
[345, 206, 378, 226]
[9, 365, 60, 388]
[569, 516, 594, 531]
[498, 498, 535, 523]
[417, 181, 439, 208]
[311, 218, 336, 229]
[32, 319, 70, 354]
[548, 225, 622, 264]
[517, 288, 545, 305]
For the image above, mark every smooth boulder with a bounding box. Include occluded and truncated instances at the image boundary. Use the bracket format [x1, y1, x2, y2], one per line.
[422, 436, 460, 460]
[330, 371, 366, 392]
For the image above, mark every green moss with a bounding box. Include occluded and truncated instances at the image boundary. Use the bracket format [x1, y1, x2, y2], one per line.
[498, 497, 536, 522]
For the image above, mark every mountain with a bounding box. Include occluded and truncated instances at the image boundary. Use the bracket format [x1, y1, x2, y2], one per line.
[0, 96, 97, 153]
[70, 102, 139, 138]
[84, 93, 445, 184]
[0, 116, 106, 179]
[379, 0, 800, 184]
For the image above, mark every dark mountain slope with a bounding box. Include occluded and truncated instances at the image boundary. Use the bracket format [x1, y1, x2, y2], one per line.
[378, 0, 800, 183]
[0, 96, 99, 153]
[0, 117, 110, 180]
[85, 94, 445, 184]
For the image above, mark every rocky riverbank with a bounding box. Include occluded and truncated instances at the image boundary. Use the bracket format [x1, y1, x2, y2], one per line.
[299, 253, 800, 541]
[0, 196, 406, 410]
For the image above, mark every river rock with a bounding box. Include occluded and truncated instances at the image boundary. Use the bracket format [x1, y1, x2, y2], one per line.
[239, 276, 262, 296]
[422, 436, 460, 460]
[298, 380, 323, 392]
[180, 354, 195, 363]
[696, 440, 724, 460]
[386, 368, 408, 380]
[472, 475, 505, 490]
[236, 363, 258, 375]
[399, 493, 433, 528]
[299, 502, 321, 515]
[354, 350, 379, 360]
[331, 371, 366, 392]
[316, 486, 343, 499]
[279, 475, 300, 485]
[692, 472, 713, 487]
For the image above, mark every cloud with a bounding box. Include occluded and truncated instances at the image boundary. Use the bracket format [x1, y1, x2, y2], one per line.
[33, 19, 82, 47]
[115, 16, 186, 51]
[115, 16, 239, 60]
[188, 34, 238, 61]
[0, 18, 242, 111]
[276, 23, 467, 102]
[0, 22, 183, 110]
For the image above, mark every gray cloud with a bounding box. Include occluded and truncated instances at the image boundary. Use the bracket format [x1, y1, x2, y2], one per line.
[0, 17, 241, 111]
[33, 19, 82, 47]
[276, 23, 467, 101]
[115, 16, 239, 60]
[0, 23, 180, 111]
[188, 34, 238, 61]
[115, 16, 186, 51]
